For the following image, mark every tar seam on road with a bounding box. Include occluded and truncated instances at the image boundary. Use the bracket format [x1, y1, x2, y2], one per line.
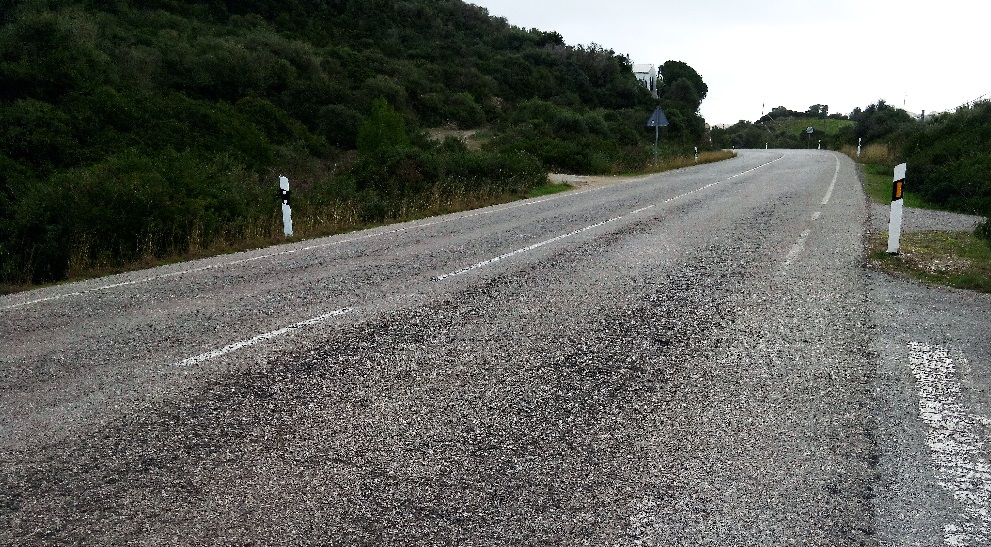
[908, 342, 991, 546]
[436, 155, 784, 280]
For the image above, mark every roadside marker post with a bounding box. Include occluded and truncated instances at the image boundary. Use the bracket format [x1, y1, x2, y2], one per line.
[694, 146, 698, 163]
[857, 137, 862, 157]
[280, 175, 293, 237]
[887, 163, 906, 254]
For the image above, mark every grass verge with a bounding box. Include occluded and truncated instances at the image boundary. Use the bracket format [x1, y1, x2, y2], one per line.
[527, 183, 572, 198]
[857, 160, 991, 293]
[869, 231, 991, 293]
[634, 150, 737, 175]
[861, 162, 933, 209]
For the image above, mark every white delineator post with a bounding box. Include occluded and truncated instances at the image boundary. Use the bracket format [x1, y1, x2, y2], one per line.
[857, 137, 862, 157]
[887, 163, 906, 254]
[280, 175, 293, 237]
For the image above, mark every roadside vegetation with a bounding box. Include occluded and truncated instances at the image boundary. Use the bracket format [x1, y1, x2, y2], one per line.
[870, 232, 991, 293]
[715, 97, 990, 292]
[841, 103, 991, 292]
[0, 0, 719, 291]
[711, 104, 854, 150]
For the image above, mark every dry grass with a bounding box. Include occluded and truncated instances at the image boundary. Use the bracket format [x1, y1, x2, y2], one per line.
[841, 142, 898, 166]
[640, 150, 736, 174]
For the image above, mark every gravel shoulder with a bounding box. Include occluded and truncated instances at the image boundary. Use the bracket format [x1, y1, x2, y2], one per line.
[869, 203, 982, 233]
[865, 194, 991, 545]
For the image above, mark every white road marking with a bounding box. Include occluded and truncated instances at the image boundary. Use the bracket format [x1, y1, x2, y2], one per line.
[908, 342, 991, 546]
[436, 215, 627, 280]
[780, 154, 841, 269]
[821, 155, 841, 205]
[782, 228, 814, 268]
[437, 156, 784, 280]
[173, 307, 351, 366]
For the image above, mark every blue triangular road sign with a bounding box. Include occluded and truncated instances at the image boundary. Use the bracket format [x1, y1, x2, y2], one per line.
[646, 106, 669, 127]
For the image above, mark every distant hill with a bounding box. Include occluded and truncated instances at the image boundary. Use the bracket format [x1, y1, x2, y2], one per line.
[711, 105, 853, 149]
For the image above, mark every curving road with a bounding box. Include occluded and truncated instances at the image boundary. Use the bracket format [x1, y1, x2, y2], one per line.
[2, 149, 988, 545]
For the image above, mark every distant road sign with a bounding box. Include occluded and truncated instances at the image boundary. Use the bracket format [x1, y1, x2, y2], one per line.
[647, 107, 669, 127]
[806, 126, 814, 134]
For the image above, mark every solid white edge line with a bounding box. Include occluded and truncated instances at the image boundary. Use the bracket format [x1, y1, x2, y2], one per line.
[1, 188, 599, 312]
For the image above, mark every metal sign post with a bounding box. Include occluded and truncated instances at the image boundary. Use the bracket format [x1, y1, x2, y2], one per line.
[646, 106, 669, 164]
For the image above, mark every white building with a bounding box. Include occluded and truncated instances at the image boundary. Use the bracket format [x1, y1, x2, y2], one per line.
[633, 63, 658, 98]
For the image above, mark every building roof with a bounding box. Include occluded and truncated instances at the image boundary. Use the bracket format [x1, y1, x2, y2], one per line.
[632, 64, 655, 74]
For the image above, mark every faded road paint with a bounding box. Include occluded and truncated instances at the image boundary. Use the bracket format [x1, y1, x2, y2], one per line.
[908, 342, 991, 546]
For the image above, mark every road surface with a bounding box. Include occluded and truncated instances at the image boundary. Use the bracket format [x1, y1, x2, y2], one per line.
[2, 149, 989, 545]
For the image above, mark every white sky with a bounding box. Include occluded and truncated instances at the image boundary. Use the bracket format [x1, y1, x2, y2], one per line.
[468, 0, 991, 126]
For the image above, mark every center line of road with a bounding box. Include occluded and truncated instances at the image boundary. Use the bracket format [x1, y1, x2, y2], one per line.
[780, 154, 841, 270]
[173, 307, 351, 367]
[437, 156, 784, 280]
[3, 156, 781, 310]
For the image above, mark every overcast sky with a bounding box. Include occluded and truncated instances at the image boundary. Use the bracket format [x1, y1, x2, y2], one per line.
[468, 0, 990, 126]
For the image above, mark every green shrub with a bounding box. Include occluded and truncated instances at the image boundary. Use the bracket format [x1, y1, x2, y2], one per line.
[906, 101, 991, 217]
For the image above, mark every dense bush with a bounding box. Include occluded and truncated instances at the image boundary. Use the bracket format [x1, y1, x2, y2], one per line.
[0, 0, 710, 286]
[905, 101, 991, 230]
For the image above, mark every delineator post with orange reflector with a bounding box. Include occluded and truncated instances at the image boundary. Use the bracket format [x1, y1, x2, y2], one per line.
[887, 163, 907, 254]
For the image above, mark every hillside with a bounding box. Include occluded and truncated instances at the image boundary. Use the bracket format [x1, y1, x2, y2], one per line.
[0, 0, 711, 286]
[711, 106, 854, 150]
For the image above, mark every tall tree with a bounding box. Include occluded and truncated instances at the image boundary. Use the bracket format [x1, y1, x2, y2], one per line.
[658, 60, 707, 104]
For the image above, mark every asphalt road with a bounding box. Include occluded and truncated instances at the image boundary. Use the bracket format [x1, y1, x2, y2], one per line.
[1, 149, 988, 545]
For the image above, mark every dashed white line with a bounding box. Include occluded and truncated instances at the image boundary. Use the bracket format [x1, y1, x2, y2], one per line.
[780, 154, 842, 270]
[436, 215, 627, 280]
[173, 307, 351, 367]
[0, 192, 584, 312]
[437, 156, 783, 280]
[782, 228, 814, 268]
